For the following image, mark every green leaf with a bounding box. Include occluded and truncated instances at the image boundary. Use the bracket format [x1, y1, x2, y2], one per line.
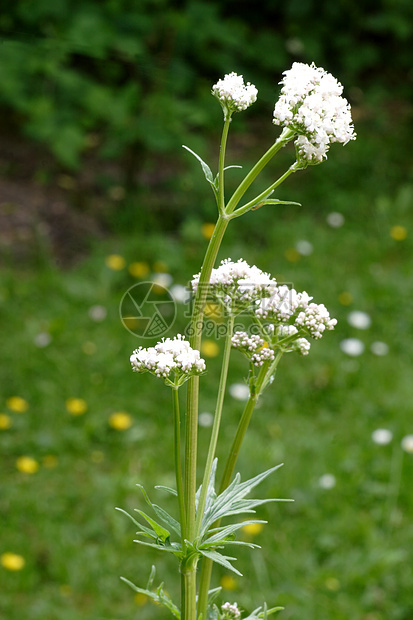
[137, 484, 181, 537]
[243, 605, 284, 619]
[182, 145, 218, 200]
[154, 485, 178, 497]
[200, 463, 288, 534]
[203, 520, 266, 546]
[135, 509, 171, 542]
[121, 574, 181, 619]
[133, 537, 184, 558]
[198, 548, 242, 576]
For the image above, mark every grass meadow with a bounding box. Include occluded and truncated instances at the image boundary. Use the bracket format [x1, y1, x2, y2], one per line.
[1, 104, 413, 620]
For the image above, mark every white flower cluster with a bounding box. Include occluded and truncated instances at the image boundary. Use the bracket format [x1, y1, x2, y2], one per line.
[192, 259, 277, 315]
[221, 601, 241, 619]
[130, 335, 206, 385]
[256, 285, 337, 345]
[231, 331, 275, 366]
[212, 72, 258, 114]
[273, 62, 356, 164]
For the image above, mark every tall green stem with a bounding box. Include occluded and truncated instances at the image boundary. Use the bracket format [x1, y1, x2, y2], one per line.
[197, 351, 283, 619]
[172, 386, 186, 544]
[185, 213, 229, 543]
[182, 117, 232, 619]
[194, 314, 235, 537]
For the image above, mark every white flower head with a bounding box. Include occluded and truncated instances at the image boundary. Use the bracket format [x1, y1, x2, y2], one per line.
[347, 310, 371, 330]
[372, 428, 393, 446]
[221, 601, 241, 619]
[256, 285, 336, 343]
[130, 334, 205, 387]
[231, 331, 275, 367]
[401, 435, 413, 454]
[273, 62, 356, 165]
[212, 72, 257, 116]
[318, 473, 336, 490]
[340, 337, 364, 357]
[192, 259, 277, 316]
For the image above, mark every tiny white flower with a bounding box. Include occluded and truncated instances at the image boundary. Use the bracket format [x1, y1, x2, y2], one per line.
[318, 473, 336, 489]
[327, 212, 345, 228]
[89, 305, 107, 322]
[170, 284, 189, 304]
[347, 310, 371, 330]
[401, 435, 413, 454]
[372, 428, 393, 445]
[340, 338, 365, 356]
[34, 332, 52, 348]
[370, 341, 389, 356]
[199, 412, 214, 428]
[153, 273, 173, 288]
[296, 240, 314, 255]
[229, 383, 250, 401]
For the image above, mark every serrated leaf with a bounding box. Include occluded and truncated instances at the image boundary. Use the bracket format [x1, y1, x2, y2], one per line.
[135, 509, 170, 541]
[199, 548, 242, 576]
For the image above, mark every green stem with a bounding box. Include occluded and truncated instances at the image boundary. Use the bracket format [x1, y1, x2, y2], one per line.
[185, 213, 229, 543]
[172, 386, 186, 545]
[229, 162, 299, 220]
[218, 117, 232, 214]
[225, 127, 296, 215]
[183, 111, 234, 620]
[197, 351, 283, 618]
[181, 555, 199, 620]
[194, 314, 235, 537]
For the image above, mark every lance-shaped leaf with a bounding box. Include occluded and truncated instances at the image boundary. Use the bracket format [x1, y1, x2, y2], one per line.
[137, 484, 181, 537]
[198, 548, 242, 576]
[135, 509, 171, 542]
[182, 145, 218, 200]
[133, 537, 183, 559]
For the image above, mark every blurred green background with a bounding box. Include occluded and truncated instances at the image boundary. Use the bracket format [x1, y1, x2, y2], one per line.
[1, 1, 413, 619]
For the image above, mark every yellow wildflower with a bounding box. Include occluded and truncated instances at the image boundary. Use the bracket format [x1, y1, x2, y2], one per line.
[16, 456, 39, 474]
[390, 225, 407, 241]
[129, 262, 150, 278]
[6, 396, 28, 413]
[66, 398, 87, 416]
[1, 552, 25, 571]
[201, 340, 220, 358]
[201, 223, 215, 240]
[242, 522, 264, 537]
[220, 575, 238, 591]
[0, 414, 12, 429]
[109, 412, 133, 431]
[105, 254, 126, 270]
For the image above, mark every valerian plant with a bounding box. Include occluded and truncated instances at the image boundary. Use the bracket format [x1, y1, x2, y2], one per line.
[117, 63, 356, 619]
